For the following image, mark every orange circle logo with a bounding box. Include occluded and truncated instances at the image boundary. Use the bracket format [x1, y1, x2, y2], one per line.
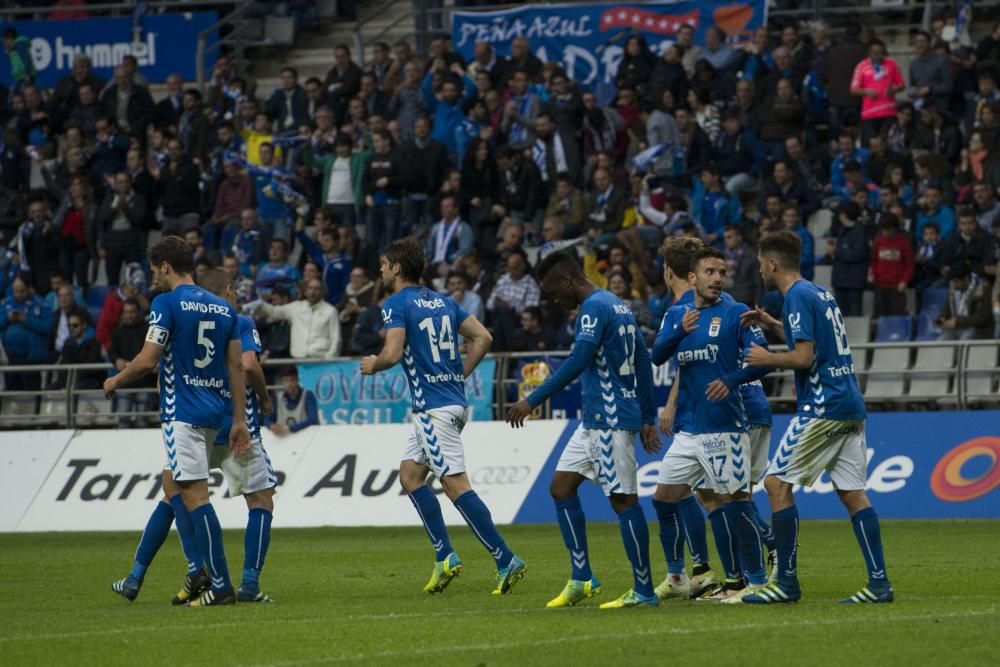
[931, 437, 1000, 502]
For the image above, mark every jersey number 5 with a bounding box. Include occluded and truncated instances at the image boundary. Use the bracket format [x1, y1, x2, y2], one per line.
[419, 315, 456, 363]
[194, 320, 217, 369]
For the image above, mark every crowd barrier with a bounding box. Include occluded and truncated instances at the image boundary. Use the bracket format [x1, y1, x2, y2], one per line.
[2, 411, 996, 532]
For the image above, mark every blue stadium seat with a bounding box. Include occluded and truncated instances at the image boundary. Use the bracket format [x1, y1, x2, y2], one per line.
[915, 313, 943, 341]
[875, 316, 912, 342]
[86, 285, 111, 311]
[919, 288, 948, 319]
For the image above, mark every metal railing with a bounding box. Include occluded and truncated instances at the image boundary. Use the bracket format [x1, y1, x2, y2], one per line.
[195, 0, 256, 93]
[1, 340, 996, 430]
[0, 0, 237, 20]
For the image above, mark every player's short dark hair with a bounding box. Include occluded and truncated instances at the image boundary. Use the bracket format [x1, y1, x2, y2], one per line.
[758, 231, 802, 271]
[535, 250, 583, 285]
[149, 236, 194, 276]
[660, 236, 704, 278]
[690, 247, 725, 272]
[198, 268, 232, 297]
[383, 237, 424, 283]
[280, 365, 299, 379]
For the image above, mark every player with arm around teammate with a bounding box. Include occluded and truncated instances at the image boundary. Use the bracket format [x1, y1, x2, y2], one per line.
[103, 236, 249, 606]
[506, 251, 662, 609]
[360, 237, 526, 596]
[648, 247, 774, 603]
[737, 230, 893, 604]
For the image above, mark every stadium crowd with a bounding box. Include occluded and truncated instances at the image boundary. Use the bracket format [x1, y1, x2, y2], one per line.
[1, 9, 1000, 403]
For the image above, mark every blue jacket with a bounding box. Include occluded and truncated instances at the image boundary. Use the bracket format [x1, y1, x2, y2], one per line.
[423, 71, 475, 156]
[0, 295, 52, 362]
[791, 224, 816, 281]
[830, 148, 870, 201]
[916, 206, 957, 242]
[692, 180, 741, 244]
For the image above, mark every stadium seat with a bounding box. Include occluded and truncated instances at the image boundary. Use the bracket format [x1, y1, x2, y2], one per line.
[86, 285, 111, 311]
[38, 393, 68, 425]
[966, 345, 999, 400]
[862, 289, 874, 316]
[265, 16, 295, 45]
[844, 316, 871, 343]
[914, 313, 944, 341]
[864, 346, 910, 398]
[851, 348, 868, 391]
[875, 316, 912, 342]
[778, 373, 796, 399]
[919, 288, 948, 319]
[908, 346, 956, 398]
[75, 395, 114, 427]
[813, 264, 833, 289]
[0, 396, 38, 423]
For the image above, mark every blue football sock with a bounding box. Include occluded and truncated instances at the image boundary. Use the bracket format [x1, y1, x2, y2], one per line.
[130, 500, 174, 581]
[454, 490, 513, 569]
[725, 501, 767, 586]
[679, 495, 709, 566]
[169, 495, 201, 575]
[555, 497, 592, 581]
[242, 508, 272, 588]
[851, 507, 890, 587]
[750, 499, 775, 551]
[772, 505, 800, 587]
[652, 499, 685, 575]
[189, 503, 232, 593]
[617, 504, 654, 597]
[408, 485, 453, 562]
[709, 508, 741, 580]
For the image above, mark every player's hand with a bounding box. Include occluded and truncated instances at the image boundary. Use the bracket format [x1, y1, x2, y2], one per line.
[360, 355, 378, 375]
[658, 403, 675, 437]
[259, 394, 273, 416]
[741, 306, 780, 333]
[705, 379, 730, 401]
[745, 343, 771, 367]
[102, 377, 117, 400]
[230, 421, 251, 457]
[640, 424, 662, 454]
[681, 308, 700, 333]
[505, 399, 533, 428]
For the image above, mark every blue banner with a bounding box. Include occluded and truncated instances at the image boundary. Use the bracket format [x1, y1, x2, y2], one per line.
[514, 411, 1000, 521]
[298, 358, 497, 425]
[453, 0, 767, 89]
[1, 13, 218, 88]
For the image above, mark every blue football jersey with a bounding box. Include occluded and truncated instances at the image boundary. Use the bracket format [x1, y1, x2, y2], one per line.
[382, 286, 470, 411]
[782, 280, 867, 420]
[740, 379, 772, 426]
[215, 315, 264, 445]
[146, 284, 239, 428]
[660, 297, 768, 434]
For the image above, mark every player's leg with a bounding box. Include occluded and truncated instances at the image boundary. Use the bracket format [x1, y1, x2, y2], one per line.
[599, 430, 657, 609]
[679, 491, 714, 585]
[830, 422, 893, 604]
[165, 472, 209, 605]
[695, 486, 745, 598]
[399, 458, 461, 594]
[748, 425, 776, 564]
[546, 424, 601, 607]
[650, 432, 704, 599]
[171, 423, 236, 606]
[111, 485, 175, 601]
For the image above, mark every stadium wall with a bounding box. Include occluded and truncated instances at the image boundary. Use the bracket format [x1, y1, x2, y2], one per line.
[1, 412, 997, 532]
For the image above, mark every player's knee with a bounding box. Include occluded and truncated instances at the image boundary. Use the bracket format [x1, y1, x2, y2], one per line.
[764, 475, 793, 502]
[609, 493, 638, 514]
[836, 488, 871, 515]
[245, 488, 275, 512]
[653, 484, 686, 503]
[696, 488, 719, 511]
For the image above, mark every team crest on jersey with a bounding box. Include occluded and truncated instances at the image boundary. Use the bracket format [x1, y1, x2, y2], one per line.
[148, 310, 163, 325]
[252, 329, 261, 346]
[381, 308, 392, 325]
[579, 314, 599, 336]
[708, 316, 722, 337]
[788, 312, 802, 335]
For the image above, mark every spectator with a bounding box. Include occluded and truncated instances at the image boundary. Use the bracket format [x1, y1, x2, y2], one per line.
[913, 103, 961, 166]
[650, 45, 689, 114]
[390, 60, 429, 144]
[722, 224, 760, 307]
[584, 167, 627, 244]
[759, 160, 819, 219]
[3, 28, 35, 94]
[615, 35, 657, 94]
[98, 65, 154, 135]
[942, 208, 997, 279]
[675, 24, 703, 76]
[869, 212, 912, 317]
[459, 139, 502, 249]
[266, 67, 310, 135]
[824, 22, 868, 138]
[425, 193, 474, 277]
[713, 110, 755, 195]
[699, 26, 740, 73]
[53, 54, 106, 111]
[324, 44, 363, 106]
[782, 204, 815, 280]
[533, 112, 581, 192]
[97, 171, 146, 286]
[337, 267, 375, 354]
[672, 105, 712, 181]
[0, 277, 51, 390]
[423, 61, 475, 158]
[211, 160, 255, 250]
[692, 164, 741, 247]
[445, 270, 484, 324]
[55, 311, 103, 390]
[487, 249, 540, 350]
[909, 30, 953, 113]
[65, 83, 100, 139]
[50, 284, 89, 356]
[916, 184, 957, 241]
[267, 366, 320, 436]
[305, 133, 369, 228]
[363, 129, 405, 259]
[184, 227, 220, 269]
[939, 262, 995, 340]
[881, 101, 917, 154]
[972, 180, 1000, 233]
[13, 197, 58, 293]
[849, 39, 905, 144]
[295, 218, 352, 305]
[511, 305, 556, 352]
[581, 90, 627, 163]
[88, 116, 130, 184]
[496, 144, 546, 232]
[178, 89, 212, 165]
[468, 42, 508, 90]
[503, 36, 543, 83]
[95, 264, 148, 350]
[250, 277, 341, 358]
[256, 238, 302, 299]
[154, 73, 183, 130]
[829, 132, 870, 203]
[52, 175, 97, 289]
[351, 283, 388, 356]
[545, 174, 587, 238]
[108, 298, 155, 425]
[155, 137, 201, 235]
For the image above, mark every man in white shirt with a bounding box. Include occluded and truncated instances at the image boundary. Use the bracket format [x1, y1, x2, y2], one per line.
[249, 278, 342, 358]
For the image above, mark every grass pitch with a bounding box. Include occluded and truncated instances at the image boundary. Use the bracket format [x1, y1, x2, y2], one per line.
[1, 521, 998, 666]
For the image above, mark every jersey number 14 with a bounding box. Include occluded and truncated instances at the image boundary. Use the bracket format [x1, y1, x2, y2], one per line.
[419, 316, 456, 363]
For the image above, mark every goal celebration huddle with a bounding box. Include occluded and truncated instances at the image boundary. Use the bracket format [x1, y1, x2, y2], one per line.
[106, 229, 891, 607]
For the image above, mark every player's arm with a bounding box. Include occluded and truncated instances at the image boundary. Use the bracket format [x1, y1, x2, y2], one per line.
[362, 327, 405, 374]
[651, 307, 699, 365]
[103, 340, 162, 398]
[660, 370, 680, 436]
[242, 349, 272, 416]
[740, 306, 785, 343]
[289, 391, 319, 432]
[633, 337, 656, 425]
[458, 314, 492, 377]
[506, 339, 597, 427]
[747, 340, 814, 370]
[226, 338, 250, 455]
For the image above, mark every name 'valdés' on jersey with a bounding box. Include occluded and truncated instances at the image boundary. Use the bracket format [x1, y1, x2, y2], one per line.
[145, 284, 239, 427]
[381, 286, 471, 411]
